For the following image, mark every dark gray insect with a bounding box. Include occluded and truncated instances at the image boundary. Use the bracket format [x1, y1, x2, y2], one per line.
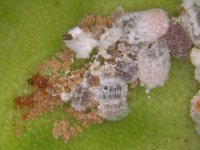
[164, 21, 193, 58]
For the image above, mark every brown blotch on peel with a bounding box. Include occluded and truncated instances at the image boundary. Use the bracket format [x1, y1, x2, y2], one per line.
[20, 91, 64, 120]
[27, 73, 50, 90]
[63, 33, 73, 40]
[14, 94, 34, 109]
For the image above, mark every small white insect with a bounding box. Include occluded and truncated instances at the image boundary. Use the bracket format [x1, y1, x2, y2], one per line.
[60, 92, 71, 102]
[115, 9, 169, 44]
[190, 47, 200, 83]
[99, 27, 123, 50]
[92, 77, 129, 120]
[138, 39, 171, 90]
[190, 47, 200, 67]
[195, 67, 200, 83]
[64, 26, 98, 59]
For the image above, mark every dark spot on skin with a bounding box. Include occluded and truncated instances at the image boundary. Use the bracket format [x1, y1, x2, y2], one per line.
[134, 37, 139, 41]
[127, 53, 137, 60]
[122, 20, 129, 27]
[148, 43, 152, 49]
[27, 73, 50, 90]
[184, 139, 188, 143]
[104, 86, 109, 91]
[63, 33, 73, 40]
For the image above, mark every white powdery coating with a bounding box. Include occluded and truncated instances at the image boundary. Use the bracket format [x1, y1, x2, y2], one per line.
[195, 67, 200, 82]
[190, 47, 200, 67]
[115, 9, 169, 44]
[68, 26, 82, 38]
[138, 39, 171, 90]
[98, 49, 112, 59]
[64, 26, 98, 59]
[91, 77, 129, 120]
[99, 27, 123, 49]
[191, 91, 200, 135]
[182, 0, 200, 36]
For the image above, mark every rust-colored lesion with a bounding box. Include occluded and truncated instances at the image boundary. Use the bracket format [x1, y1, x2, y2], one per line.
[18, 91, 63, 121]
[50, 98, 102, 143]
[27, 73, 51, 90]
[14, 94, 34, 109]
[52, 119, 86, 143]
[13, 42, 102, 143]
